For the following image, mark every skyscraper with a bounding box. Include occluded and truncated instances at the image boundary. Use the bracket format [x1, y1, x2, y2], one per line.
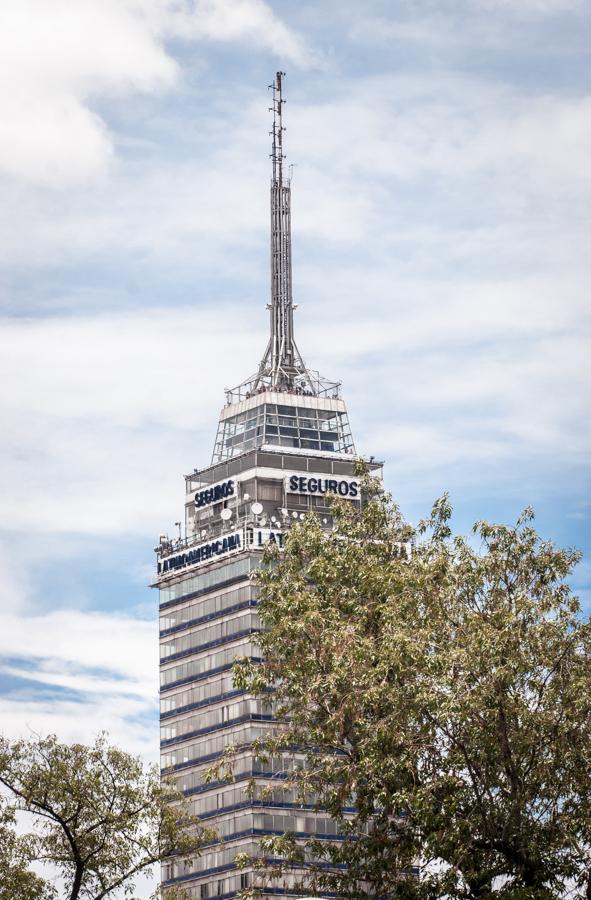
[157, 73, 382, 899]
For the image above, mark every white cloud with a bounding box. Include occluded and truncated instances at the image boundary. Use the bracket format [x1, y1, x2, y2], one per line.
[0, 0, 310, 187]
[0, 606, 158, 755]
[0, 693, 157, 756]
[0, 262, 588, 541]
[287, 77, 591, 194]
[3, 71, 590, 280]
[0, 305, 261, 534]
[0, 608, 157, 690]
[476, 0, 584, 13]
[169, 0, 313, 64]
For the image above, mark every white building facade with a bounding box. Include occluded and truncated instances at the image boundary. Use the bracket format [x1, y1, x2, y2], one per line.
[155, 73, 382, 898]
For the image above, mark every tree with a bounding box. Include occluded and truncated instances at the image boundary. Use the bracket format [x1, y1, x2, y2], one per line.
[0, 733, 209, 900]
[234, 477, 591, 899]
[0, 797, 55, 900]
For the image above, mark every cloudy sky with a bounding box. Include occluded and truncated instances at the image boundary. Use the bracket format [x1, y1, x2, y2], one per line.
[1, 0, 590, 800]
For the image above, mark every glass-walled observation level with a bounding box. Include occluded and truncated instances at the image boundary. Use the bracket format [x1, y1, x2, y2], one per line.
[212, 393, 355, 464]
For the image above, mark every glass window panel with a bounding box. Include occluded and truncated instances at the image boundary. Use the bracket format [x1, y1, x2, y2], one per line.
[332, 461, 354, 475]
[159, 557, 255, 606]
[286, 456, 308, 471]
[160, 638, 257, 688]
[310, 459, 332, 473]
[299, 429, 320, 440]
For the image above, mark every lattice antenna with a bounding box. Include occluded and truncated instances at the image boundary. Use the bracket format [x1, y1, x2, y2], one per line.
[270, 71, 285, 186]
[253, 71, 314, 394]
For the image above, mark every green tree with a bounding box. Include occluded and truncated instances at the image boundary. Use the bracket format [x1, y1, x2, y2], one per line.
[0, 733, 209, 900]
[235, 478, 591, 899]
[0, 797, 55, 900]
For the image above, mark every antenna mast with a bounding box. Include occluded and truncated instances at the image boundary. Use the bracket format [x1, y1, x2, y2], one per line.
[254, 71, 313, 394]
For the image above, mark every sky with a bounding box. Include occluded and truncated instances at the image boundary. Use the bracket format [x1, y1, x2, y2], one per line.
[0, 0, 590, 832]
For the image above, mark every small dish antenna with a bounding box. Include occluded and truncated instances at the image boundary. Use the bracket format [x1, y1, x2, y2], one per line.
[220, 508, 233, 521]
[251, 501, 263, 516]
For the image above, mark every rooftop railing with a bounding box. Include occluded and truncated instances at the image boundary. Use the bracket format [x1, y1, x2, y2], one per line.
[224, 368, 341, 406]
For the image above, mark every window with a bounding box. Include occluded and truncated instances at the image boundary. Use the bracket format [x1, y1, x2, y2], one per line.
[286, 455, 308, 471]
[299, 428, 320, 440]
[200, 884, 209, 898]
[310, 458, 332, 473]
[255, 451, 280, 467]
[258, 482, 282, 501]
[159, 557, 256, 607]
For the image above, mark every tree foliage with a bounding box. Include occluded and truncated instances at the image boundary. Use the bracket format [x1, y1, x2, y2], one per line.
[0, 797, 55, 900]
[0, 733, 208, 900]
[235, 476, 591, 898]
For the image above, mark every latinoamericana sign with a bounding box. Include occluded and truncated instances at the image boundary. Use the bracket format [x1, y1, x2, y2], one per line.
[158, 527, 285, 576]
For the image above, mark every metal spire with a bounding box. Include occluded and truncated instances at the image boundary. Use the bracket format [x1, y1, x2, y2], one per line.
[253, 71, 313, 394]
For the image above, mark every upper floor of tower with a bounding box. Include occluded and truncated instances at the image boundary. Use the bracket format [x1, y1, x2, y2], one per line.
[211, 72, 355, 465]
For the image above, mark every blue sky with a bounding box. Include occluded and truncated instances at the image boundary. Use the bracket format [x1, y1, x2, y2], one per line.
[0, 0, 590, 792]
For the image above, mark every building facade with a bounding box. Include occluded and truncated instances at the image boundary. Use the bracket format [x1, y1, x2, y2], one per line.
[156, 73, 382, 898]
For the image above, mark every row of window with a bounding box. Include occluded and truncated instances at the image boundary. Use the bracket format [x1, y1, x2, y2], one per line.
[161, 697, 272, 743]
[160, 611, 261, 662]
[159, 557, 255, 607]
[184, 809, 344, 842]
[223, 403, 347, 425]
[224, 422, 339, 447]
[187, 449, 359, 493]
[161, 671, 239, 715]
[216, 406, 354, 458]
[223, 432, 341, 452]
[160, 723, 273, 771]
[163, 841, 260, 882]
[160, 639, 257, 690]
[173, 751, 304, 794]
[268, 414, 338, 428]
[160, 584, 256, 634]
[185, 780, 302, 818]
[171, 751, 305, 795]
[167, 872, 251, 898]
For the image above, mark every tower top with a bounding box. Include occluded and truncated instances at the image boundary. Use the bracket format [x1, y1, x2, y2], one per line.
[219, 72, 341, 411]
[253, 70, 312, 394]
